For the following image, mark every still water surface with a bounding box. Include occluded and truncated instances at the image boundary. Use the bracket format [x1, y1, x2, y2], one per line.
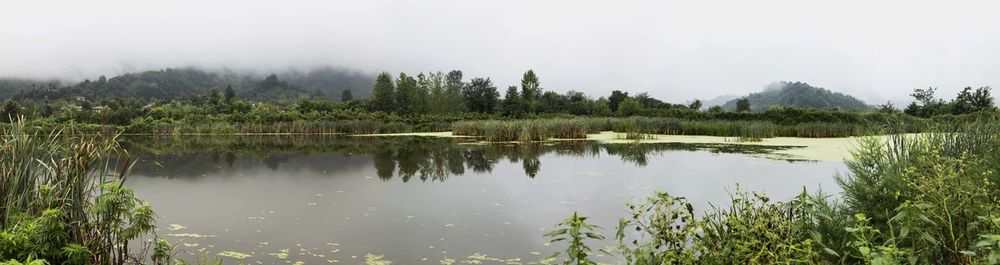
[122, 135, 847, 264]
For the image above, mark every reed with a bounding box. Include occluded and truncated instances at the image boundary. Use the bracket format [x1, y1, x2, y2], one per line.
[1, 118, 160, 264]
[452, 119, 588, 142]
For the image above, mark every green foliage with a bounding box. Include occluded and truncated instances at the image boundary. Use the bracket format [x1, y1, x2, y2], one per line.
[548, 122, 1000, 264]
[735, 97, 751, 112]
[614, 192, 699, 264]
[370, 72, 396, 112]
[462, 78, 500, 113]
[0, 118, 165, 264]
[544, 212, 605, 265]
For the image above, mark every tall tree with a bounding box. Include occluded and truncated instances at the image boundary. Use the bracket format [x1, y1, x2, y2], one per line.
[736, 97, 751, 112]
[520, 70, 541, 112]
[370, 72, 395, 112]
[462, 77, 499, 113]
[395, 73, 419, 113]
[427, 72, 445, 114]
[443, 70, 465, 113]
[414, 73, 431, 114]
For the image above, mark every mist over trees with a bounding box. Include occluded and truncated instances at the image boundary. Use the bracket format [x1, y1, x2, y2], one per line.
[721, 81, 871, 112]
[0, 67, 375, 102]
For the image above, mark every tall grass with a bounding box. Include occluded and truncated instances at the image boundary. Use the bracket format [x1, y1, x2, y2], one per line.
[453, 119, 587, 142]
[1, 118, 164, 264]
[454, 117, 866, 142]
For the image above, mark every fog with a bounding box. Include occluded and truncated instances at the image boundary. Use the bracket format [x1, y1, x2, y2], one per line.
[2, 0, 999, 104]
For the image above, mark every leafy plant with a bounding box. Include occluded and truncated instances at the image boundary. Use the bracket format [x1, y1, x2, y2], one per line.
[544, 212, 605, 265]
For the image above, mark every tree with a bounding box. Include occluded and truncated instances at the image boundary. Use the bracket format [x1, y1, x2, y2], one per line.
[208, 89, 222, 105]
[395, 73, 419, 113]
[608, 90, 629, 112]
[538, 91, 569, 113]
[707, 105, 724, 113]
[341, 89, 354, 101]
[501, 86, 527, 117]
[370, 72, 395, 112]
[618, 97, 642, 116]
[462, 77, 500, 113]
[736, 97, 751, 112]
[443, 70, 465, 113]
[971, 86, 996, 111]
[688, 99, 702, 110]
[520, 70, 541, 112]
[414, 73, 431, 113]
[593, 98, 612, 116]
[566, 91, 594, 115]
[224, 85, 236, 103]
[427, 72, 445, 114]
[904, 87, 948, 117]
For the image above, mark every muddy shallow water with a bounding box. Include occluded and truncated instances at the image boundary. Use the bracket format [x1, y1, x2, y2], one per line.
[123, 135, 848, 264]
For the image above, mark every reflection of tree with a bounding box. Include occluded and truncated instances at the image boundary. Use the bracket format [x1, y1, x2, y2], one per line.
[374, 149, 396, 181]
[121, 135, 795, 182]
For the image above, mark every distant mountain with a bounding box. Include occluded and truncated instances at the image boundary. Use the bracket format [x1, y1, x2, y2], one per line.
[702, 94, 739, 108]
[722, 81, 871, 111]
[1, 67, 375, 102]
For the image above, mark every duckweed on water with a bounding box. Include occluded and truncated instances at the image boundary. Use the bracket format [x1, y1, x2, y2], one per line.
[268, 249, 290, 259]
[217, 251, 252, 260]
[364, 254, 393, 265]
[167, 233, 217, 238]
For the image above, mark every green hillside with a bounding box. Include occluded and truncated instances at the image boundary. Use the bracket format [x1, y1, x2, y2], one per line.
[722, 81, 871, 111]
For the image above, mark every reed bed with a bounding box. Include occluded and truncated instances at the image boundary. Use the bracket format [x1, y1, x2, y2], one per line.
[453, 119, 588, 142]
[454, 117, 866, 142]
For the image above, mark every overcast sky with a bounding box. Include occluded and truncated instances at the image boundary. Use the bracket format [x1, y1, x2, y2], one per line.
[2, 0, 999, 104]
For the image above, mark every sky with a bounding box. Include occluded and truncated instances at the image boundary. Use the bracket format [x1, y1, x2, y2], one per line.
[2, 0, 999, 104]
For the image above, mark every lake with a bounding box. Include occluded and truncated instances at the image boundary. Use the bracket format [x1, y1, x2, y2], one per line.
[122, 135, 847, 264]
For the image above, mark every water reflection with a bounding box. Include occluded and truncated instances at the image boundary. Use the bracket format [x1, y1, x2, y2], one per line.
[121, 135, 799, 181]
[121, 135, 843, 264]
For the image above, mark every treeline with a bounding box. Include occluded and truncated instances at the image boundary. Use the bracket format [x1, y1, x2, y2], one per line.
[0, 68, 997, 137]
[901, 86, 997, 117]
[364, 69, 692, 117]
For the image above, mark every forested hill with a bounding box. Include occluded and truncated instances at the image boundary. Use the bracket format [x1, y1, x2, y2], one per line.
[722, 81, 872, 111]
[0, 67, 375, 102]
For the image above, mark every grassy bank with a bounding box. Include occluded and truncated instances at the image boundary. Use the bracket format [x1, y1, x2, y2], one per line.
[546, 122, 1000, 264]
